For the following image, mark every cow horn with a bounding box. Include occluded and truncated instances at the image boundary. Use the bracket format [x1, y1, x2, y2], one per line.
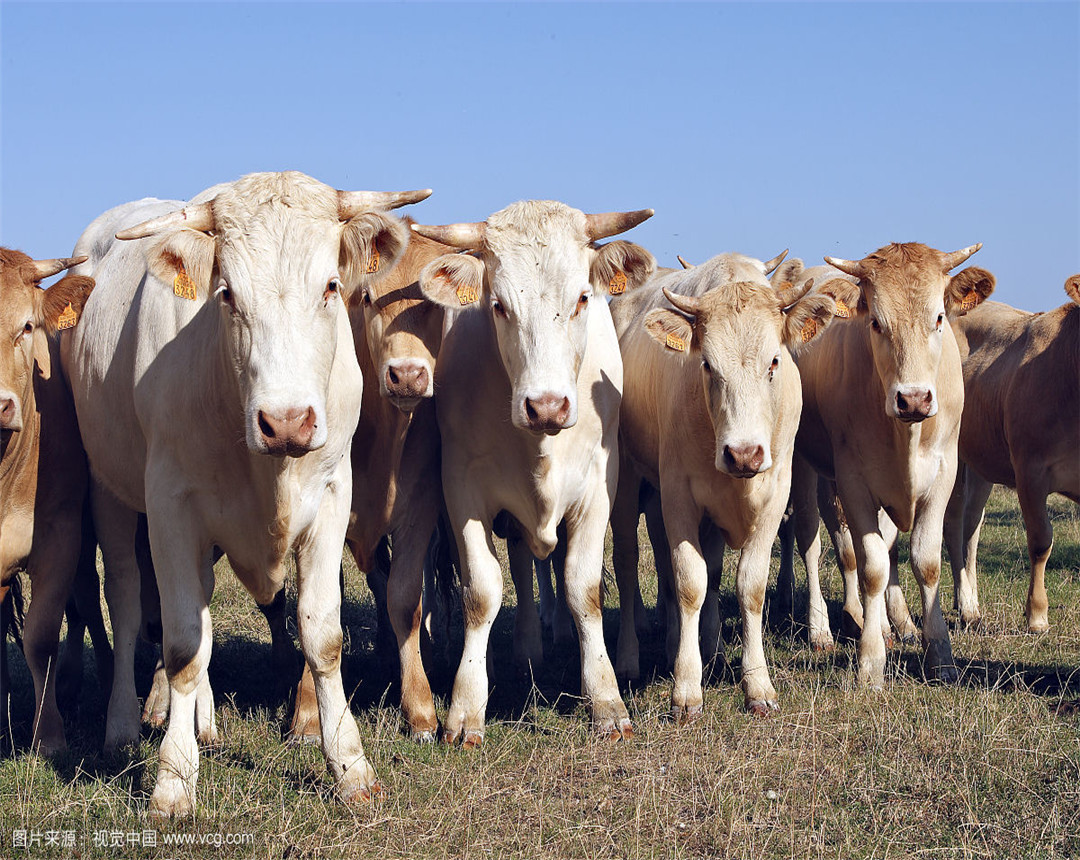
[663, 287, 700, 317]
[762, 249, 789, 275]
[677, 255, 694, 269]
[941, 243, 982, 272]
[776, 277, 815, 309]
[32, 255, 88, 280]
[824, 256, 863, 278]
[410, 221, 487, 250]
[115, 202, 214, 240]
[584, 209, 654, 241]
[337, 189, 433, 220]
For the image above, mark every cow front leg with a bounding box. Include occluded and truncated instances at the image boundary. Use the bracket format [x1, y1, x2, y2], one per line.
[564, 502, 632, 741]
[881, 513, 917, 644]
[736, 529, 779, 715]
[611, 469, 642, 682]
[910, 476, 958, 684]
[663, 492, 708, 723]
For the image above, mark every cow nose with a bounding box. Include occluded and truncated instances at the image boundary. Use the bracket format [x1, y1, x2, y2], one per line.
[257, 407, 317, 455]
[722, 443, 766, 477]
[895, 388, 934, 422]
[385, 362, 430, 400]
[0, 398, 20, 431]
[524, 394, 571, 433]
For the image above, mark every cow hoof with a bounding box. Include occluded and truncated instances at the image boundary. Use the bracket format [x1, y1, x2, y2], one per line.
[339, 780, 385, 806]
[810, 637, 835, 653]
[933, 665, 959, 685]
[461, 730, 484, 750]
[197, 726, 220, 747]
[747, 699, 780, 718]
[897, 631, 918, 646]
[599, 718, 634, 743]
[32, 736, 68, 758]
[1027, 621, 1050, 635]
[412, 729, 437, 745]
[671, 704, 703, 726]
[285, 728, 322, 747]
[144, 709, 167, 729]
[882, 633, 896, 650]
[148, 785, 194, 820]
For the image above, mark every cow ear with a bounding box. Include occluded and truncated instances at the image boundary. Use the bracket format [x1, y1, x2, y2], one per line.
[783, 293, 837, 351]
[418, 253, 486, 310]
[816, 277, 863, 319]
[1063, 274, 1080, 307]
[340, 211, 410, 296]
[591, 240, 656, 297]
[36, 274, 95, 336]
[946, 266, 995, 316]
[770, 258, 805, 287]
[147, 229, 216, 301]
[644, 308, 694, 354]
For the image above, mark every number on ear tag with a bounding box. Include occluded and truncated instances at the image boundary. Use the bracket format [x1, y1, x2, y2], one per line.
[367, 249, 380, 275]
[665, 333, 686, 352]
[174, 268, 197, 300]
[834, 299, 852, 319]
[456, 284, 481, 305]
[800, 318, 819, 343]
[609, 271, 627, 295]
[57, 303, 78, 330]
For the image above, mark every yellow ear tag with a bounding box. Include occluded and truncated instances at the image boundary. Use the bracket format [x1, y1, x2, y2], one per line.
[960, 292, 978, 312]
[665, 332, 687, 352]
[801, 318, 819, 343]
[57, 303, 78, 330]
[173, 268, 197, 300]
[834, 298, 852, 319]
[608, 270, 627, 295]
[366, 248, 380, 275]
[456, 284, 481, 305]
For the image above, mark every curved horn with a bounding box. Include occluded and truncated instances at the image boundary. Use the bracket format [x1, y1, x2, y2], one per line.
[762, 249, 789, 275]
[584, 208, 654, 241]
[337, 189, 433, 220]
[32, 255, 88, 280]
[662, 287, 700, 317]
[823, 255, 864, 278]
[941, 243, 982, 272]
[677, 255, 694, 270]
[115, 202, 214, 241]
[776, 277, 815, 309]
[410, 221, 486, 250]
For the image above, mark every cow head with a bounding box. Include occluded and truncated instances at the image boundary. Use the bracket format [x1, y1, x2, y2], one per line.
[352, 226, 448, 413]
[643, 254, 836, 477]
[115, 172, 428, 456]
[0, 250, 93, 433]
[1065, 274, 1080, 307]
[414, 201, 655, 434]
[820, 243, 994, 423]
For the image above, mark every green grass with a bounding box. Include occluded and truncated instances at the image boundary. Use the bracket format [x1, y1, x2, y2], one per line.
[2, 488, 1078, 859]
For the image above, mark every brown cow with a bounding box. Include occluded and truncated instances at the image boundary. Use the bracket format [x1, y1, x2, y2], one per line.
[791, 243, 993, 687]
[0, 249, 93, 753]
[945, 277, 1079, 631]
[287, 224, 453, 743]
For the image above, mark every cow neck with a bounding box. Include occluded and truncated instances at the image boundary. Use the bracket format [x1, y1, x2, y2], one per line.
[0, 351, 39, 488]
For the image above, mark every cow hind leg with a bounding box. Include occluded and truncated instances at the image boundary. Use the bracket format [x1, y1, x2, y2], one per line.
[699, 523, 726, 672]
[1017, 473, 1054, 634]
[507, 525, 543, 674]
[880, 513, 917, 645]
[611, 472, 643, 682]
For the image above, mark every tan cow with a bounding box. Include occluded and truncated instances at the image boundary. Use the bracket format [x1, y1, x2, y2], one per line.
[288, 224, 453, 743]
[791, 243, 994, 687]
[610, 252, 837, 718]
[412, 201, 655, 746]
[945, 278, 1079, 631]
[0, 249, 93, 753]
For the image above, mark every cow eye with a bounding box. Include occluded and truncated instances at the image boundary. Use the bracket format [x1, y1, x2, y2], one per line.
[701, 358, 711, 374]
[572, 292, 589, 318]
[361, 288, 372, 306]
[768, 355, 780, 380]
[936, 313, 944, 330]
[492, 298, 508, 319]
[324, 278, 341, 301]
[23, 322, 33, 335]
[870, 317, 882, 333]
[215, 281, 234, 308]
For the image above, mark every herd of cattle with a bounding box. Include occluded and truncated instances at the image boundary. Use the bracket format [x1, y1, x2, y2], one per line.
[0, 171, 1076, 817]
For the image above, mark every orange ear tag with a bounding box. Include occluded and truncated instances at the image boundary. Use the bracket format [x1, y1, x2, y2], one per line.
[960, 292, 978, 312]
[173, 268, 197, 300]
[608, 270, 627, 295]
[800, 318, 819, 343]
[665, 332, 687, 352]
[366, 249, 380, 275]
[57, 303, 78, 330]
[834, 299, 852, 319]
[456, 284, 481, 305]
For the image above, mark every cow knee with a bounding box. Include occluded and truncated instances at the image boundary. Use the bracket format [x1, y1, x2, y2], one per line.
[304, 630, 343, 677]
[164, 626, 205, 692]
[462, 584, 501, 629]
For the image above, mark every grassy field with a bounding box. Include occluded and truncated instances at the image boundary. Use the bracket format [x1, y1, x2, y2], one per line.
[2, 487, 1079, 859]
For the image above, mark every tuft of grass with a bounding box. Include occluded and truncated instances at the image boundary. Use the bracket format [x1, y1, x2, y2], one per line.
[1, 487, 1078, 858]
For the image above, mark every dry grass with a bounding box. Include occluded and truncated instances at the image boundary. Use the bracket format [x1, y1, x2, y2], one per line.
[2, 488, 1079, 859]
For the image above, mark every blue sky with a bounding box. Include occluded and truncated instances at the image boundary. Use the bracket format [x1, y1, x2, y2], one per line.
[2, 2, 1077, 311]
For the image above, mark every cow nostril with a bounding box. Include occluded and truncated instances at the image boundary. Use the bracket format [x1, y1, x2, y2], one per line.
[525, 400, 540, 424]
[258, 411, 276, 439]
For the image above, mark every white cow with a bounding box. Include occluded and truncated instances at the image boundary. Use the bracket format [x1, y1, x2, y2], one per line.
[412, 201, 655, 746]
[64, 171, 428, 817]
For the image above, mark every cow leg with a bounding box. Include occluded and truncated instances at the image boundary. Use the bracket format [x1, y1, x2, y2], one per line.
[1016, 471, 1054, 633]
[909, 470, 958, 684]
[295, 478, 379, 805]
[536, 558, 556, 632]
[564, 500, 631, 741]
[387, 512, 439, 742]
[445, 516, 502, 747]
[23, 514, 82, 754]
[549, 536, 576, 649]
[946, 465, 990, 629]
[838, 478, 891, 689]
[645, 489, 678, 670]
[507, 525, 543, 674]
[92, 482, 143, 751]
[881, 513, 916, 644]
[699, 522, 726, 670]
[57, 596, 86, 716]
[795, 464, 833, 649]
[736, 519, 782, 715]
[1, 587, 9, 748]
[818, 483, 862, 641]
[144, 655, 170, 729]
[612, 471, 642, 681]
[256, 586, 300, 705]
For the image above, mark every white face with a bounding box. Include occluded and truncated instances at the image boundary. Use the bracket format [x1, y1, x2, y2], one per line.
[485, 240, 594, 434]
[215, 217, 345, 456]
